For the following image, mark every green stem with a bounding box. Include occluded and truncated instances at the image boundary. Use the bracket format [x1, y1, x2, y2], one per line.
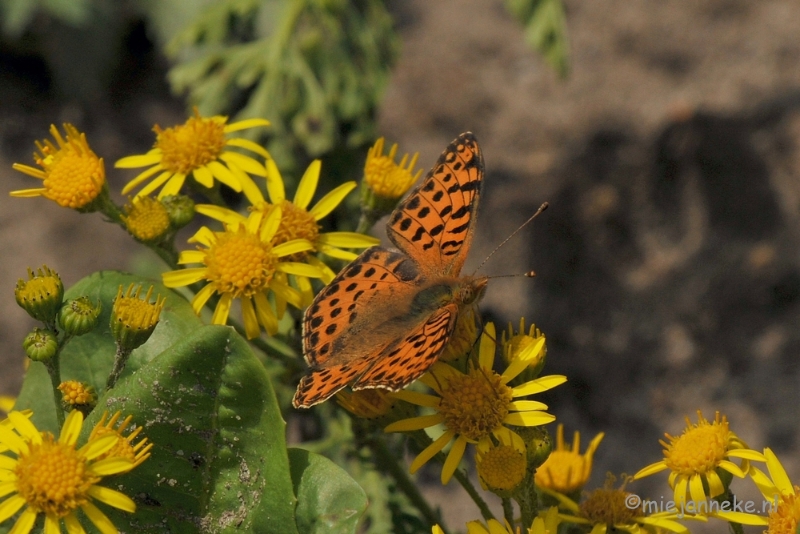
[106, 346, 132, 390]
[43, 357, 64, 428]
[715, 490, 745, 534]
[502, 498, 515, 526]
[365, 431, 445, 532]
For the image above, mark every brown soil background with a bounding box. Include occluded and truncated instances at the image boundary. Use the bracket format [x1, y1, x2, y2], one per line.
[3, 0, 800, 529]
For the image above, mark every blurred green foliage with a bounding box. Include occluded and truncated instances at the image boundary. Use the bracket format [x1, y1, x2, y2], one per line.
[506, 0, 569, 77]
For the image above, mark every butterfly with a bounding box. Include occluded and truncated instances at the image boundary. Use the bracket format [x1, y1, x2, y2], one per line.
[293, 132, 488, 408]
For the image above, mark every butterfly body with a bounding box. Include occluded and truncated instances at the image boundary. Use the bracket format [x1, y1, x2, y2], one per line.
[294, 133, 486, 408]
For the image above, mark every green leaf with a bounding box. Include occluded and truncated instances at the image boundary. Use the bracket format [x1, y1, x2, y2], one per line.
[289, 448, 367, 534]
[82, 325, 299, 533]
[15, 271, 204, 435]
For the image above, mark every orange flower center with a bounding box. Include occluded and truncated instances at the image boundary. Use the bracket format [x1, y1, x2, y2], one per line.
[580, 488, 640, 526]
[155, 115, 227, 174]
[767, 490, 800, 534]
[36, 127, 105, 209]
[477, 444, 526, 491]
[204, 230, 276, 298]
[58, 381, 95, 406]
[663, 419, 731, 476]
[438, 367, 513, 441]
[15, 434, 98, 517]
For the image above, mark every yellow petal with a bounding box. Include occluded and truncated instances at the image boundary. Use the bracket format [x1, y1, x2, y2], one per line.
[7, 411, 40, 445]
[294, 160, 321, 210]
[0, 495, 27, 523]
[220, 151, 267, 177]
[0, 481, 17, 498]
[188, 226, 215, 247]
[224, 118, 270, 133]
[309, 181, 357, 220]
[241, 297, 260, 339]
[633, 461, 668, 479]
[44, 514, 60, 534]
[711, 511, 768, 526]
[9, 188, 47, 198]
[306, 255, 336, 284]
[728, 449, 766, 462]
[273, 239, 314, 257]
[749, 466, 779, 501]
[58, 410, 83, 446]
[81, 502, 117, 534]
[87, 485, 136, 512]
[195, 204, 246, 226]
[260, 205, 282, 242]
[674, 476, 689, 506]
[389, 390, 440, 407]
[7, 505, 36, 533]
[191, 283, 217, 316]
[253, 293, 279, 336]
[718, 459, 745, 478]
[503, 411, 555, 427]
[88, 457, 134, 476]
[162, 268, 207, 288]
[64, 513, 88, 534]
[478, 323, 496, 370]
[207, 161, 242, 192]
[11, 164, 46, 179]
[409, 430, 453, 473]
[706, 469, 725, 498]
[134, 170, 173, 197]
[317, 232, 380, 248]
[268, 280, 303, 310]
[157, 172, 188, 198]
[512, 375, 567, 397]
[225, 137, 271, 159]
[212, 293, 234, 325]
[441, 435, 467, 484]
[119, 165, 166, 194]
[81, 434, 120, 461]
[385, 414, 444, 433]
[0, 454, 18, 471]
[317, 244, 359, 261]
[508, 400, 549, 412]
[115, 152, 162, 168]
[277, 262, 323, 278]
[764, 448, 794, 495]
[636, 517, 688, 533]
[178, 250, 206, 265]
[688, 473, 706, 504]
[265, 159, 285, 203]
[193, 165, 215, 188]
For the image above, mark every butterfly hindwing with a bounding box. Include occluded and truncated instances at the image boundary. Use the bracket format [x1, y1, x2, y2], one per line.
[352, 304, 457, 391]
[387, 132, 484, 277]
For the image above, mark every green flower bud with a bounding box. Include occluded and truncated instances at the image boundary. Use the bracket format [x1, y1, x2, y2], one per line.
[59, 297, 102, 336]
[23, 328, 58, 361]
[161, 195, 195, 229]
[111, 284, 165, 353]
[14, 266, 63, 324]
[516, 425, 552, 469]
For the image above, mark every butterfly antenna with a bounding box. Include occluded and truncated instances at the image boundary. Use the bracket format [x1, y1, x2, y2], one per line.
[472, 202, 549, 276]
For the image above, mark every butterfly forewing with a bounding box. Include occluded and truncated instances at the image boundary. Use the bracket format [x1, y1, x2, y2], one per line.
[387, 132, 484, 278]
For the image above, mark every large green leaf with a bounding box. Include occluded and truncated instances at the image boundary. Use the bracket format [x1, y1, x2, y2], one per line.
[15, 271, 204, 435]
[81, 324, 298, 533]
[289, 448, 367, 534]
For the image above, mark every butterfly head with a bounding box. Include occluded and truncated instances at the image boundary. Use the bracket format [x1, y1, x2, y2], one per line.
[459, 276, 488, 307]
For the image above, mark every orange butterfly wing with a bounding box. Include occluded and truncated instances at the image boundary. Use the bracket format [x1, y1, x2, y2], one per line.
[293, 133, 485, 409]
[387, 132, 483, 277]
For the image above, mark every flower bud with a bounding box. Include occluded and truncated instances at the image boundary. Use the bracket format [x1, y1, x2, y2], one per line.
[110, 284, 165, 353]
[122, 196, 171, 243]
[161, 194, 195, 229]
[14, 266, 63, 324]
[23, 328, 58, 361]
[58, 380, 97, 415]
[59, 297, 102, 336]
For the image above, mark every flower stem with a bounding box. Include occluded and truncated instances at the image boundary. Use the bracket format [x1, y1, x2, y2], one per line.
[106, 346, 132, 390]
[502, 498, 515, 527]
[43, 356, 64, 428]
[365, 430, 445, 532]
[716, 490, 745, 534]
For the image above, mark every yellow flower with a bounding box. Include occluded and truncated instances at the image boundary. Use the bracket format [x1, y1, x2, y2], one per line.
[11, 124, 105, 210]
[89, 412, 153, 469]
[551, 476, 692, 534]
[363, 137, 421, 199]
[633, 411, 763, 506]
[386, 323, 564, 484]
[0, 410, 141, 534]
[534, 424, 604, 494]
[466, 507, 560, 534]
[122, 196, 171, 243]
[162, 210, 323, 338]
[336, 389, 396, 419]
[116, 111, 271, 198]
[110, 284, 166, 353]
[194, 159, 378, 304]
[502, 319, 546, 371]
[476, 432, 527, 494]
